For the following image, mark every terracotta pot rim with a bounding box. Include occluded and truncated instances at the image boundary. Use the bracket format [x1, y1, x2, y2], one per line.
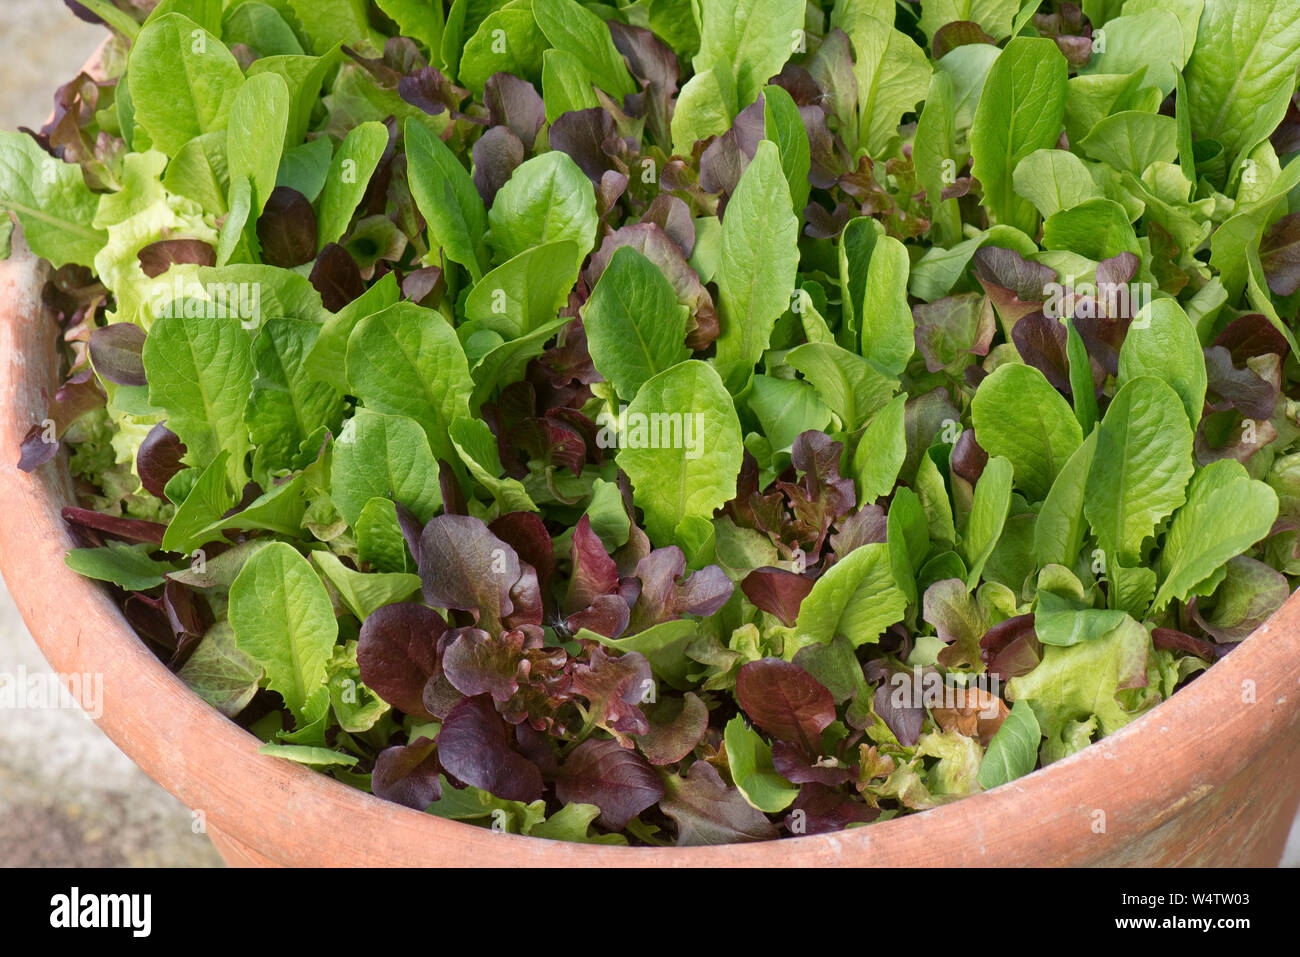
[2, 227, 1297, 866]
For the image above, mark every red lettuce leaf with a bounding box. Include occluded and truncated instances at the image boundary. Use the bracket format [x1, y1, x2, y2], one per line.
[556, 737, 664, 830]
[736, 658, 836, 754]
[437, 694, 544, 803]
[372, 737, 442, 810]
[660, 760, 778, 845]
[741, 567, 815, 627]
[357, 602, 446, 716]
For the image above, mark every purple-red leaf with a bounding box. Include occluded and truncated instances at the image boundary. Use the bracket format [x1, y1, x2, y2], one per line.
[136, 239, 216, 278]
[483, 72, 545, 150]
[636, 692, 709, 765]
[771, 740, 853, 785]
[783, 783, 874, 835]
[556, 737, 664, 830]
[309, 243, 365, 312]
[1213, 314, 1290, 364]
[437, 694, 544, 803]
[419, 514, 521, 633]
[257, 187, 318, 268]
[1260, 211, 1300, 296]
[17, 424, 59, 472]
[472, 125, 525, 205]
[371, 737, 442, 810]
[1151, 627, 1219, 663]
[564, 514, 620, 614]
[441, 627, 524, 703]
[980, 613, 1041, 682]
[357, 602, 446, 716]
[627, 546, 734, 631]
[973, 246, 1054, 328]
[564, 594, 630, 638]
[660, 760, 778, 845]
[136, 423, 187, 500]
[735, 658, 836, 754]
[89, 322, 148, 386]
[548, 107, 620, 183]
[1204, 346, 1278, 420]
[1011, 311, 1071, 394]
[570, 645, 652, 745]
[61, 507, 166, 546]
[912, 293, 996, 372]
[741, 567, 815, 627]
[491, 511, 555, 595]
[872, 681, 924, 746]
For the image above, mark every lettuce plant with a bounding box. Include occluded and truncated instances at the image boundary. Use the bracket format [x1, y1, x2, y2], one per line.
[6, 0, 1300, 845]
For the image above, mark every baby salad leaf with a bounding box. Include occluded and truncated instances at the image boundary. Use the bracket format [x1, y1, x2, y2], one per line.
[971, 362, 1082, 503]
[227, 72, 291, 215]
[176, 621, 263, 719]
[792, 543, 907, 654]
[675, 0, 803, 150]
[374, 0, 446, 52]
[230, 542, 338, 727]
[246, 318, 346, 480]
[970, 37, 1068, 236]
[1153, 460, 1278, 613]
[1007, 614, 1150, 764]
[660, 760, 779, 845]
[582, 246, 690, 401]
[1117, 300, 1207, 432]
[852, 394, 907, 505]
[714, 140, 800, 394]
[486, 150, 598, 264]
[845, 13, 932, 156]
[1033, 588, 1129, 648]
[405, 117, 489, 281]
[617, 360, 743, 546]
[0, 132, 107, 268]
[128, 14, 245, 156]
[160, 451, 238, 554]
[976, 697, 1040, 790]
[331, 410, 444, 527]
[763, 84, 811, 215]
[64, 542, 181, 591]
[1185, 0, 1300, 166]
[1033, 430, 1098, 569]
[723, 716, 800, 813]
[457, 2, 548, 97]
[284, 0, 382, 54]
[919, 0, 1021, 42]
[533, 0, 636, 98]
[1084, 377, 1194, 566]
[840, 218, 914, 376]
[1012, 148, 1104, 220]
[143, 311, 254, 484]
[317, 121, 390, 250]
[464, 241, 582, 339]
[962, 455, 1013, 588]
[555, 738, 663, 830]
[735, 658, 836, 754]
[311, 551, 422, 621]
[449, 418, 537, 513]
[786, 341, 899, 433]
[345, 301, 473, 464]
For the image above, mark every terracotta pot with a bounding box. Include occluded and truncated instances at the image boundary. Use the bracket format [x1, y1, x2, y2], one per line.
[2, 237, 1299, 868]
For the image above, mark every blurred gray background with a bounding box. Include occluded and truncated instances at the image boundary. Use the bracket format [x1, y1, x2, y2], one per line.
[0, 0, 221, 867]
[0, 1, 1295, 869]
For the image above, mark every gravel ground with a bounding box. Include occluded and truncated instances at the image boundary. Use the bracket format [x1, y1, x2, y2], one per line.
[0, 0, 1295, 870]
